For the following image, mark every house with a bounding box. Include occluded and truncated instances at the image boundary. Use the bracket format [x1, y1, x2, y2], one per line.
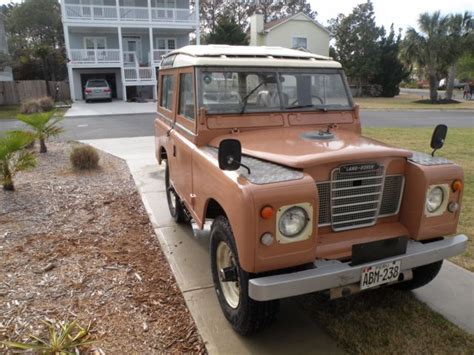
[249, 12, 330, 57]
[0, 13, 13, 82]
[60, 0, 200, 102]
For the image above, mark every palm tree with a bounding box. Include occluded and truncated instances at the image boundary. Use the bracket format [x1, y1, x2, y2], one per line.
[445, 12, 473, 100]
[17, 111, 64, 153]
[402, 12, 450, 102]
[0, 131, 37, 191]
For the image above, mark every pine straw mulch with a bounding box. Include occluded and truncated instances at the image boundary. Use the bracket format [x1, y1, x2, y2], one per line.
[0, 142, 205, 353]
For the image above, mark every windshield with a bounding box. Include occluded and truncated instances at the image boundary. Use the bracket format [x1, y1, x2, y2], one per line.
[87, 80, 108, 88]
[197, 68, 352, 114]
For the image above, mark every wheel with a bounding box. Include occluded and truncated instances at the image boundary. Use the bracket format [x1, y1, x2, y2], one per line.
[210, 216, 279, 335]
[165, 162, 187, 224]
[85, 99, 90, 103]
[394, 260, 443, 291]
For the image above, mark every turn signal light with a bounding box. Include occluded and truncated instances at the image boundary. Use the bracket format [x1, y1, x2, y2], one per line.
[260, 206, 274, 219]
[452, 180, 463, 192]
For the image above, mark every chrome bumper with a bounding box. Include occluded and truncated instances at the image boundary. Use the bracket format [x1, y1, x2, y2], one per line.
[249, 235, 467, 301]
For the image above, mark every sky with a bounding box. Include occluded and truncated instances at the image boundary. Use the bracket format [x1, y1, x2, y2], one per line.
[0, 0, 472, 33]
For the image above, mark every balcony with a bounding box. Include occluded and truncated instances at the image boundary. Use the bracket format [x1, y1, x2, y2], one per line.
[64, 4, 195, 24]
[69, 49, 121, 64]
[124, 67, 154, 82]
[153, 49, 171, 63]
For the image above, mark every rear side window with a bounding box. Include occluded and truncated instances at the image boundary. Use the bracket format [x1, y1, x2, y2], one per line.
[160, 74, 174, 111]
[87, 80, 108, 88]
[178, 73, 195, 120]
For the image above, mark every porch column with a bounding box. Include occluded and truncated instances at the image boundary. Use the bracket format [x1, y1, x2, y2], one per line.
[118, 26, 127, 101]
[149, 27, 155, 68]
[67, 66, 76, 102]
[63, 24, 72, 64]
[147, 0, 152, 22]
[195, 0, 200, 45]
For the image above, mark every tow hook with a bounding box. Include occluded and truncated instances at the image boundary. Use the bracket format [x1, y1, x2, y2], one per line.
[220, 266, 238, 282]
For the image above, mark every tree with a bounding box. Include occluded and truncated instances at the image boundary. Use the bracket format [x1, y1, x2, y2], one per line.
[401, 12, 451, 102]
[205, 15, 249, 45]
[329, 1, 383, 93]
[4, 0, 67, 81]
[457, 52, 474, 81]
[445, 12, 473, 100]
[375, 25, 410, 97]
[17, 111, 64, 154]
[0, 131, 36, 191]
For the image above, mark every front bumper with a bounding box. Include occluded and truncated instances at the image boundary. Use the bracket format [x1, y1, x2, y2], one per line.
[249, 234, 467, 301]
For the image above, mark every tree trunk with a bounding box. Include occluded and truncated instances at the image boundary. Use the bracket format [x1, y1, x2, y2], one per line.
[3, 170, 14, 191]
[446, 64, 456, 101]
[39, 138, 47, 153]
[429, 73, 438, 103]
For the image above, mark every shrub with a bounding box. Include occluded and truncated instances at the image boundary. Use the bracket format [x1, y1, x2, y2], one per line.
[38, 96, 54, 112]
[20, 100, 41, 114]
[70, 145, 100, 170]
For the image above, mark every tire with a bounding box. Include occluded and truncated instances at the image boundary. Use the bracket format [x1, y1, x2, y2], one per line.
[210, 216, 279, 335]
[394, 260, 443, 291]
[165, 162, 187, 224]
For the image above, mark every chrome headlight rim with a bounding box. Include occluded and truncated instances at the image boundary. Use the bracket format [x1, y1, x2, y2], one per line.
[278, 206, 309, 238]
[425, 184, 449, 217]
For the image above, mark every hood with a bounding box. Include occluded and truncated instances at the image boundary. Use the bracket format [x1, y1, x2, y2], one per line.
[209, 127, 412, 169]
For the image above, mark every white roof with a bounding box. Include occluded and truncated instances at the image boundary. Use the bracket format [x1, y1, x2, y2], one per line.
[161, 45, 341, 69]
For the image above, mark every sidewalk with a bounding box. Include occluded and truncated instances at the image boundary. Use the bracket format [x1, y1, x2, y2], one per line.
[82, 136, 474, 342]
[81, 136, 343, 354]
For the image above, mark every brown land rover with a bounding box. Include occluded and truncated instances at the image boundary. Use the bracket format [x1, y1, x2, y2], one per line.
[154, 45, 467, 335]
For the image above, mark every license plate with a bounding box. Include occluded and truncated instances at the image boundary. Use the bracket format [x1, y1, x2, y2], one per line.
[94, 89, 101, 93]
[360, 260, 401, 290]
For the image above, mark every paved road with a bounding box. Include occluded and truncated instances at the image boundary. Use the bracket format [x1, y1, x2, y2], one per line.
[0, 110, 472, 140]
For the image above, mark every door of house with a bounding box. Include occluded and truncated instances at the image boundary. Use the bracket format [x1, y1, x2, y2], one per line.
[124, 38, 141, 65]
[84, 37, 107, 62]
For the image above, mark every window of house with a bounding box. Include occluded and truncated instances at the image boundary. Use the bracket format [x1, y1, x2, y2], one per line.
[160, 75, 174, 111]
[179, 73, 195, 120]
[156, 38, 176, 51]
[292, 37, 307, 49]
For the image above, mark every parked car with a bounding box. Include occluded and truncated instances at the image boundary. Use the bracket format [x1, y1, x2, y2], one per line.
[84, 79, 112, 103]
[438, 78, 465, 90]
[155, 45, 467, 335]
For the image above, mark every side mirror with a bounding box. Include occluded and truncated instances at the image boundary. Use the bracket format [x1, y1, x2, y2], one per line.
[218, 139, 242, 171]
[430, 124, 448, 156]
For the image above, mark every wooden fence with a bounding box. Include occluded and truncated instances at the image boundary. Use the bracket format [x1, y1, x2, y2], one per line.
[0, 80, 71, 105]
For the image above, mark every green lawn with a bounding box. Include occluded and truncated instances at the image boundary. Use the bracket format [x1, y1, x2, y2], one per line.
[364, 127, 474, 271]
[356, 93, 474, 110]
[0, 105, 20, 120]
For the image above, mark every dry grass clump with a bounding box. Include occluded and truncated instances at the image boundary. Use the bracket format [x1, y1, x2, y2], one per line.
[70, 145, 100, 170]
[20, 97, 54, 114]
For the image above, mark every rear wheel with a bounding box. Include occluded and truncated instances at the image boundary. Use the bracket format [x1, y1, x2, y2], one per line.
[395, 261, 443, 291]
[165, 162, 187, 224]
[210, 216, 279, 335]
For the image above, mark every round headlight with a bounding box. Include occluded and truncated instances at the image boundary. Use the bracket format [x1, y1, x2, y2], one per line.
[426, 186, 444, 213]
[278, 207, 309, 238]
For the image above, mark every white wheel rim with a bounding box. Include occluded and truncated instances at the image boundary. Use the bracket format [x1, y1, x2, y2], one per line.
[216, 241, 240, 309]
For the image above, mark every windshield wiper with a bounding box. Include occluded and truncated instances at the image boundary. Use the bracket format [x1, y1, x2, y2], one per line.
[285, 104, 328, 112]
[240, 80, 267, 114]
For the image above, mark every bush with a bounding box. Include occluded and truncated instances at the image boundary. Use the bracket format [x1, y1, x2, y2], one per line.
[20, 100, 41, 114]
[70, 146, 100, 170]
[38, 96, 54, 112]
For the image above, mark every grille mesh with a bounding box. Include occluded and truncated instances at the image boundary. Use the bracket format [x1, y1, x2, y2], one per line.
[316, 165, 404, 232]
[380, 175, 404, 216]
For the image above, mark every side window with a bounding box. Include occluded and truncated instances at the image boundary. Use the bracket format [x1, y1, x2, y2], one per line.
[160, 74, 174, 111]
[178, 73, 195, 120]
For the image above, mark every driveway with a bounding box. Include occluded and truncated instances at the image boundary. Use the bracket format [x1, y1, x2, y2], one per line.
[64, 100, 156, 118]
[83, 136, 474, 339]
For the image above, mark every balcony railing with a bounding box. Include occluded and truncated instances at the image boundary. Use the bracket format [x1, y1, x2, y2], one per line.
[153, 49, 171, 63]
[64, 4, 195, 23]
[70, 49, 121, 64]
[124, 67, 154, 82]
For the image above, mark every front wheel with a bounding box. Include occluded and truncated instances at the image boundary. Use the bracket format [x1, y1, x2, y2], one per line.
[210, 216, 279, 335]
[394, 260, 443, 291]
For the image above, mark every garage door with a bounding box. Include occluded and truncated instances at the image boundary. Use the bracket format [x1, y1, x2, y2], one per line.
[81, 73, 117, 99]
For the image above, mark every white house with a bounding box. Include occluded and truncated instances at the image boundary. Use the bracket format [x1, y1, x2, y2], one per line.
[0, 13, 13, 82]
[60, 0, 200, 102]
[250, 12, 330, 57]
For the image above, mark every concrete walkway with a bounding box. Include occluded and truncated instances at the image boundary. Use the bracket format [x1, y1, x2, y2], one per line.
[65, 100, 156, 118]
[82, 136, 474, 344]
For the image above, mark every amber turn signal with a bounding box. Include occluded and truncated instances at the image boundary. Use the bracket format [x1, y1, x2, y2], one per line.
[452, 180, 463, 192]
[260, 206, 274, 219]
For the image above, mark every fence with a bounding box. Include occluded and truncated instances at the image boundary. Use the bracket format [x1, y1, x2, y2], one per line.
[0, 80, 71, 105]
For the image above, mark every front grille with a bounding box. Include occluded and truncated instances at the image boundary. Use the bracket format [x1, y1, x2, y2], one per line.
[316, 165, 404, 232]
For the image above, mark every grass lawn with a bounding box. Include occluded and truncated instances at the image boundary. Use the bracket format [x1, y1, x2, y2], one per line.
[364, 127, 474, 271]
[357, 92, 474, 110]
[0, 105, 20, 120]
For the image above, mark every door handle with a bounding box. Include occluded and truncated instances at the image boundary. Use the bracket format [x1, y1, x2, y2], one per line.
[173, 145, 176, 157]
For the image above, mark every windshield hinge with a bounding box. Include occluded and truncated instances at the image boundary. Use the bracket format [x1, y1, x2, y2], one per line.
[231, 128, 240, 134]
